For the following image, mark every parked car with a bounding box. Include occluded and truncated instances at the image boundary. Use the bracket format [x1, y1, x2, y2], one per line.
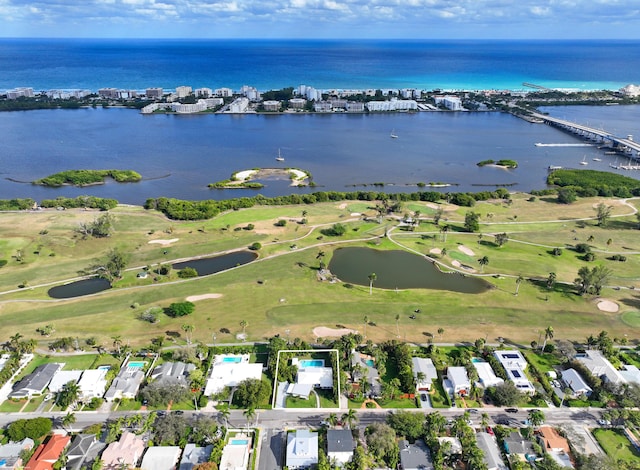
[420, 393, 427, 402]
[505, 407, 519, 413]
[469, 409, 479, 414]
[597, 419, 611, 426]
[486, 426, 494, 435]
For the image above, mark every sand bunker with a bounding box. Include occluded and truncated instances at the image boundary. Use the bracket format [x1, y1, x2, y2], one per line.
[429, 248, 442, 254]
[458, 245, 475, 256]
[148, 238, 179, 246]
[451, 260, 476, 272]
[313, 326, 356, 338]
[186, 294, 223, 302]
[596, 299, 619, 313]
[337, 203, 348, 209]
[350, 212, 362, 216]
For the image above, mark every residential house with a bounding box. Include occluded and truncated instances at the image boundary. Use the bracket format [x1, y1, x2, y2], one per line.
[66, 434, 106, 470]
[179, 444, 213, 470]
[620, 365, 640, 385]
[103, 368, 145, 402]
[476, 432, 507, 470]
[537, 426, 574, 468]
[77, 369, 108, 400]
[295, 363, 333, 390]
[576, 350, 625, 385]
[9, 363, 62, 399]
[150, 362, 195, 387]
[437, 437, 462, 455]
[101, 431, 145, 470]
[472, 359, 504, 388]
[25, 434, 70, 470]
[47, 370, 82, 394]
[412, 358, 438, 391]
[327, 429, 355, 466]
[220, 435, 252, 470]
[140, 446, 182, 470]
[561, 369, 592, 397]
[447, 367, 470, 396]
[0, 438, 34, 470]
[286, 430, 318, 469]
[398, 439, 434, 470]
[503, 431, 536, 462]
[203, 354, 263, 396]
[493, 350, 535, 395]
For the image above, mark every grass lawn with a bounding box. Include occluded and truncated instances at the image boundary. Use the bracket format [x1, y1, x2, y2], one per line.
[286, 395, 317, 409]
[430, 382, 451, 409]
[379, 398, 418, 409]
[0, 196, 639, 349]
[592, 428, 640, 462]
[22, 394, 46, 412]
[524, 351, 562, 373]
[0, 399, 27, 413]
[115, 399, 141, 411]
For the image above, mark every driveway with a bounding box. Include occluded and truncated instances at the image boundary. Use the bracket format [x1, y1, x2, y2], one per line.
[258, 428, 285, 470]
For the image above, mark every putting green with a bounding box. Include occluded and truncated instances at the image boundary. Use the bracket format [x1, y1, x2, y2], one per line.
[621, 311, 640, 328]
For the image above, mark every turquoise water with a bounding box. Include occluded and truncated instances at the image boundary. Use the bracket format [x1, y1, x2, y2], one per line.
[365, 359, 375, 367]
[300, 359, 324, 368]
[471, 358, 483, 363]
[127, 361, 146, 369]
[231, 439, 249, 445]
[97, 365, 111, 370]
[222, 357, 242, 363]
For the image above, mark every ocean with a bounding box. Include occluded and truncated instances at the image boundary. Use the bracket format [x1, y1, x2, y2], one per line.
[1, 39, 639, 92]
[1, 39, 639, 205]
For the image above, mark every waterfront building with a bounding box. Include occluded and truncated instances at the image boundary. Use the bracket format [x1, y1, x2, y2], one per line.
[195, 87, 212, 98]
[240, 85, 260, 101]
[141, 103, 161, 114]
[366, 98, 417, 112]
[145, 87, 164, 99]
[204, 97, 224, 108]
[346, 102, 365, 112]
[298, 85, 322, 101]
[330, 98, 347, 109]
[171, 101, 207, 114]
[313, 101, 332, 113]
[434, 95, 463, 110]
[227, 97, 250, 113]
[620, 84, 640, 97]
[263, 100, 281, 112]
[215, 87, 233, 97]
[175, 86, 192, 98]
[289, 98, 307, 109]
[6, 87, 34, 99]
[98, 88, 119, 99]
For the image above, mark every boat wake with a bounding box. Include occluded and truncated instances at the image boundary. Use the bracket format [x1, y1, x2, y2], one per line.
[534, 143, 593, 147]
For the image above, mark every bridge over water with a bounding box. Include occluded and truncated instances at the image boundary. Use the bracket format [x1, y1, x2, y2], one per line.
[530, 112, 640, 161]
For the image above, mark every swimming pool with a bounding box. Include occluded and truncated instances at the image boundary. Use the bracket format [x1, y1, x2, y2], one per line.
[299, 359, 324, 368]
[222, 356, 242, 363]
[365, 359, 375, 367]
[231, 439, 249, 445]
[97, 365, 111, 370]
[127, 361, 146, 369]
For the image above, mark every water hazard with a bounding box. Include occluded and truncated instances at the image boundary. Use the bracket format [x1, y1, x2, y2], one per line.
[172, 251, 257, 276]
[328, 247, 491, 294]
[48, 277, 111, 299]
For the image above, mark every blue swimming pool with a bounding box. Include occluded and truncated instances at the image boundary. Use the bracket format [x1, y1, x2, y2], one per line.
[231, 439, 249, 445]
[127, 361, 146, 369]
[222, 357, 242, 363]
[300, 359, 324, 367]
[365, 359, 375, 367]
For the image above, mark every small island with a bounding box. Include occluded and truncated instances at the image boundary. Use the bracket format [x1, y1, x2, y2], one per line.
[34, 169, 142, 187]
[476, 159, 518, 169]
[209, 167, 311, 189]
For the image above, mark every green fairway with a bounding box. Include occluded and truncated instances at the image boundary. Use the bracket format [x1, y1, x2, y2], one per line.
[0, 195, 639, 349]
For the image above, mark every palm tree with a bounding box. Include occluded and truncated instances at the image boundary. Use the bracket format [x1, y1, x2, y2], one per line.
[395, 314, 400, 338]
[243, 407, 256, 431]
[8, 332, 23, 351]
[368, 272, 377, 295]
[341, 409, 358, 429]
[327, 412, 339, 427]
[218, 407, 230, 427]
[541, 326, 554, 352]
[181, 324, 195, 345]
[363, 315, 369, 338]
[437, 327, 445, 340]
[528, 409, 545, 428]
[240, 320, 248, 336]
[62, 412, 76, 432]
[440, 224, 449, 242]
[477, 256, 489, 273]
[514, 275, 524, 296]
[111, 335, 122, 355]
[481, 412, 490, 428]
[547, 272, 557, 289]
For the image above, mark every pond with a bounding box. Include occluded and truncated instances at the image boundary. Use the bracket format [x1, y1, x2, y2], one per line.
[48, 277, 111, 299]
[172, 250, 258, 276]
[328, 247, 491, 294]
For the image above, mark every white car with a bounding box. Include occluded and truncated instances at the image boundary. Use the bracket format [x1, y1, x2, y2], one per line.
[597, 419, 611, 426]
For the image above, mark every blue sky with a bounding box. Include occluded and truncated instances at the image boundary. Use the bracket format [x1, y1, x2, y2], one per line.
[1, 0, 639, 39]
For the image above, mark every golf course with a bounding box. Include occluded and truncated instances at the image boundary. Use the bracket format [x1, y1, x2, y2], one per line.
[0, 192, 639, 349]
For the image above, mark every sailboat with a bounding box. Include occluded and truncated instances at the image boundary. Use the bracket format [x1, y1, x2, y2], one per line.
[275, 149, 285, 162]
[390, 129, 398, 139]
[579, 155, 588, 166]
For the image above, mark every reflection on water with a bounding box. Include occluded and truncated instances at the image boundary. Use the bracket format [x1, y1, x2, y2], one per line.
[172, 251, 258, 276]
[48, 277, 111, 299]
[328, 247, 491, 294]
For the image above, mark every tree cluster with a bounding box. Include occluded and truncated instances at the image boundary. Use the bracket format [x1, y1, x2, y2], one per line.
[166, 301, 196, 317]
[139, 382, 190, 407]
[232, 378, 272, 409]
[7, 417, 53, 441]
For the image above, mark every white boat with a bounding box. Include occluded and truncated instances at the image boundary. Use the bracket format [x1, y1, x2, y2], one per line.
[579, 155, 588, 166]
[390, 129, 398, 139]
[275, 149, 285, 162]
[592, 158, 602, 162]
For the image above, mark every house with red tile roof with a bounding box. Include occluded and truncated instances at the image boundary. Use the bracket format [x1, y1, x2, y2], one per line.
[25, 434, 71, 470]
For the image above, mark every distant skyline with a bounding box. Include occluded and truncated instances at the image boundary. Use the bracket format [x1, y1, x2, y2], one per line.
[1, 0, 639, 39]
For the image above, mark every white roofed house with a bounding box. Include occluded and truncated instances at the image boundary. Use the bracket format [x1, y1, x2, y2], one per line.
[493, 350, 535, 395]
[447, 366, 470, 396]
[576, 350, 625, 385]
[203, 354, 263, 397]
[103, 365, 145, 402]
[140, 446, 182, 470]
[77, 369, 108, 400]
[472, 359, 504, 389]
[286, 430, 318, 469]
[47, 370, 83, 394]
[412, 357, 438, 391]
[561, 369, 592, 397]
